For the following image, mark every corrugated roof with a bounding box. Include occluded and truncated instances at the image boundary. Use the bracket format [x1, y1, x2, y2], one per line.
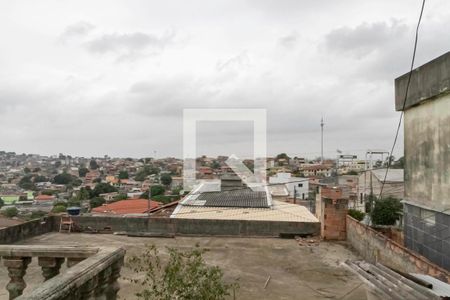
[410, 273, 450, 297]
[198, 188, 268, 208]
[171, 200, 319, 222]
[92, 199, 159, 215]
[371, 168, 404, 182]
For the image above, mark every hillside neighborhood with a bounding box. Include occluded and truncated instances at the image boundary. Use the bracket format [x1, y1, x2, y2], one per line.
[0, 0, 449, 299]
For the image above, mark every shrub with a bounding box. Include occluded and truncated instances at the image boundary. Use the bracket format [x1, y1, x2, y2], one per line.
[52, 205, 67, 213]
[127, 244, 238, 300]
[89, 197, 106, 209]
[348, 209, 365, 221]
[371, 197, 403, 225]
[3, 207, 18, 218]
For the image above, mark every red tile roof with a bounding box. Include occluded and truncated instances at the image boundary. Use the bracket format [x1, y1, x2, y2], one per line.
[92, 199, 160, 215]
[35, 195, 56, 201]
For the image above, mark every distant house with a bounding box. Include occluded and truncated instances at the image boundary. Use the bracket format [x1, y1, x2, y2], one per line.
[34, 194, 56, 203]
[357, 169, 404, 212]
[301, 164, 332, 177]
[91, 199, 160, 215]
[170, 176, 183, 190]
[269, 173, 309, 200]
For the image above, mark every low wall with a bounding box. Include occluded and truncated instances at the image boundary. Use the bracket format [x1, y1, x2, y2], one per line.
[0, 217, 54, 244]
[67, 216, 320, 237]
[346, 215, 450, 283]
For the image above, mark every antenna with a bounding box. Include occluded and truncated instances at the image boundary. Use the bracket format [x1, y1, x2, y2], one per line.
[320, 117, 324, 164]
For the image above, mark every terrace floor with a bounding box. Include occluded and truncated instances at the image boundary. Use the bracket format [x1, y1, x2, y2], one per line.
[0, 233, 367, 299]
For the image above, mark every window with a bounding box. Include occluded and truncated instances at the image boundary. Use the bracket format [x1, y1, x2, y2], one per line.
[298, 183, 303, 187]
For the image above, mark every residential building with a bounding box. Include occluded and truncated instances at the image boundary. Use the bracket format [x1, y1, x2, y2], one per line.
[356, 168, 404, 212]
[171, 177, 318, 223]
[395, 52, 450, 270]
[301, 164, 332, 177]
[269, 172, 309, 200]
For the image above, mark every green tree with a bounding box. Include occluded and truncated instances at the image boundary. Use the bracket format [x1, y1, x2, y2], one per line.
[371, 197, 403, 225]
[24, 167, 31, 174]
[113, 193, 128, 201]
[3, 207, 18, 218]
[135, 165, 160, 181]
[118, 170, 129, 180]
[89, 197, 106, 209]
[92, 183, 118, 198]
[160, 174, 172, 186]
[78, 167, 89, 177]
[392, 156, 405, 169]
[140, 185, 165, 199]
[348, 209, 365, 221]
[276, 153, 290, 160]
[89, 159, 99, 170]
[53, 172, 73, 185]
[211, 161, 221, 170]
[127, 245, 238, 300]
[19, 175, 35, 190]
[151, 185, 165, 197]
[52, 204, 67, 213]
[33, 175, 48, 183]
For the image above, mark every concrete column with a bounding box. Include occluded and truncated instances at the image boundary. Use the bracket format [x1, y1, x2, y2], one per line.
[81, 276, 98, 300]
[38, 257, 65, 281]
[95, 266, 112, 300]
[106, 259, 123, 300]
[3, 256, 32, 300]
[67, 257, 85, 268]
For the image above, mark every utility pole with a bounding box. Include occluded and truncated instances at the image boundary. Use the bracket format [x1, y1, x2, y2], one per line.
[320, 117, 324, 164]
[293, 186, 297, 204]
[147, 189, 151, 218]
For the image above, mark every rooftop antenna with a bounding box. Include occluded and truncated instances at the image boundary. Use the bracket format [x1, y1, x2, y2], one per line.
[320, 117, 325, 164]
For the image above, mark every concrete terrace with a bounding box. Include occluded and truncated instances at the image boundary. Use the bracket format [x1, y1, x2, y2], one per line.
[0, 233, 367, 300]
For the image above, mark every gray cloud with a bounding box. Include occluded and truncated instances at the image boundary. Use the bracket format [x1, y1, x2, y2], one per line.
[324, 20, 408, 58]
[60, 21, 95, 40]
[216, 51, 250, 72]
[84, 31, 175, 61]
[278, 32, 298, 49]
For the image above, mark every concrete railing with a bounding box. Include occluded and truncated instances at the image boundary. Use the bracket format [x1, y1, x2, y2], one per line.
[0, 245, 125, 300]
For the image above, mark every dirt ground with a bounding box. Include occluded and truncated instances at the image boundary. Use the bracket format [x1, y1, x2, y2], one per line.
[0, 233, 367, 300]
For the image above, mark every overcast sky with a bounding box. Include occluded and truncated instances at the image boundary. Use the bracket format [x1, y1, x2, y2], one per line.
[1, 0, 449, 159]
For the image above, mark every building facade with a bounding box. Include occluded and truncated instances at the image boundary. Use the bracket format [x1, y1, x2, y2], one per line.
[396, 52, 450, 270]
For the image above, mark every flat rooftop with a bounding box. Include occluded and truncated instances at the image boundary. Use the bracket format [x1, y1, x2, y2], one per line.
[0, 233, 366, 299]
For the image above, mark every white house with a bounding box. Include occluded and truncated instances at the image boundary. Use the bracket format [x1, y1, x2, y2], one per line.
[269, 173, 309, 200]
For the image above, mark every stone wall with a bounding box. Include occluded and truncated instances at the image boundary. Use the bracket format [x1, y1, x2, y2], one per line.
[66, 216, 320, 237]
[346, 215, 450, 283]
[0, 217, 54, 244]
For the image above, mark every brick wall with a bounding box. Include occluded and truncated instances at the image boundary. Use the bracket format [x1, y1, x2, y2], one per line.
[347, 215, 450, 283]
[321, 198, 348, 240]
[318, 186, 348, 240]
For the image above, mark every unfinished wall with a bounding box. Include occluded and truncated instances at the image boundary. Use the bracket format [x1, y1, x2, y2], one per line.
[317, 187, 348, 240]
[67, 216, 320, 237]
[404, 93, 450, 211]
[0, 218, 54, 244]
[346, 215, 450, 283]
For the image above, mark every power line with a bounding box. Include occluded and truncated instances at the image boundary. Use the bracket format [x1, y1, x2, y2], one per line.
[378, 0, 426, 200]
